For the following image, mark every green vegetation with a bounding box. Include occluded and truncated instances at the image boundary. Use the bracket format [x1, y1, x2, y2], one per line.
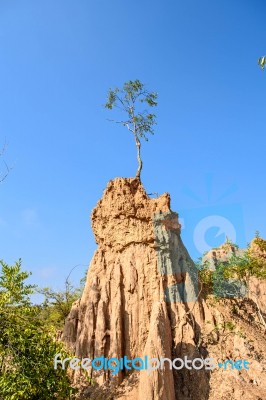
[197, 236, 266, 298]
[258, 56, 266, 70]
[247, 237, 266, 279]
[0, 259, 78, 400]
[204, 321, 246, 353]
[105, 79, 158, 179]
[38, 272, 86, 330]
[212, 320, 244, 336]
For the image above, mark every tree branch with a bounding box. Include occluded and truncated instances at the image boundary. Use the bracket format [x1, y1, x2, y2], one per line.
[0, 140, 11, 183]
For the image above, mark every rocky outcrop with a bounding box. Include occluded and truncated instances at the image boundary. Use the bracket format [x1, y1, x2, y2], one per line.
[204, 240, 266, 315]
[203, 241, 244, 271]
[62, 178, 204, 397]
[62, 178, 266, 400]
[248, 239, 266, 316]
[249, 277, 266, 316]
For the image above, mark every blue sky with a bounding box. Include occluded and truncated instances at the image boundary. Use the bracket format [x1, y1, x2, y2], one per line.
[0, 0, 265, 291]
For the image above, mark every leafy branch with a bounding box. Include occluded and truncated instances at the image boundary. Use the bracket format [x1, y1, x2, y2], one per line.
[105, 79, 158, 179]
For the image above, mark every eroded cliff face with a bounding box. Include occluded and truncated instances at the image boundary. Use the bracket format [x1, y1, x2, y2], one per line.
[62, 178, 266, 400]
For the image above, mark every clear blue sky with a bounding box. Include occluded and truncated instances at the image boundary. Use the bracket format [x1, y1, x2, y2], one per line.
[0, 0, 265, 291]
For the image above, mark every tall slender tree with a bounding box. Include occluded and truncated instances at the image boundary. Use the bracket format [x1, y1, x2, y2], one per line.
[105, 79, 157, 179]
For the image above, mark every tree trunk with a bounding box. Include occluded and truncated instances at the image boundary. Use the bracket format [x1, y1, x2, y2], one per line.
[135, 135, 142, 179]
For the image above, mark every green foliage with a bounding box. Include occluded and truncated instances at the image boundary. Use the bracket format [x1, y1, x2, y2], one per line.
[0, 258, 35, 307]
[258, 56, 266, 70]
[196, 259, 214, 292]
[38, 275, 85, 330]
[253, 236, 266, 251]
[197, 237, 266, 298]
[197, 256, 247, 298]
[218, 253, 250, 280]
[105, 79, 158, 178]
[223, 321, 236, 332]
[213, 321, 236, 333]
[247, 237, 266, 279]
[105, 79, 157, 139]
[0, 259, 77, 400]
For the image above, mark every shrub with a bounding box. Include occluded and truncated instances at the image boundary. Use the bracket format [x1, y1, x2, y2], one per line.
[0, 259, 77, 400]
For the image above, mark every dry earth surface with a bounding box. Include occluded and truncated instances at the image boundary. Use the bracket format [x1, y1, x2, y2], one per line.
[62, 177, 266, 400]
